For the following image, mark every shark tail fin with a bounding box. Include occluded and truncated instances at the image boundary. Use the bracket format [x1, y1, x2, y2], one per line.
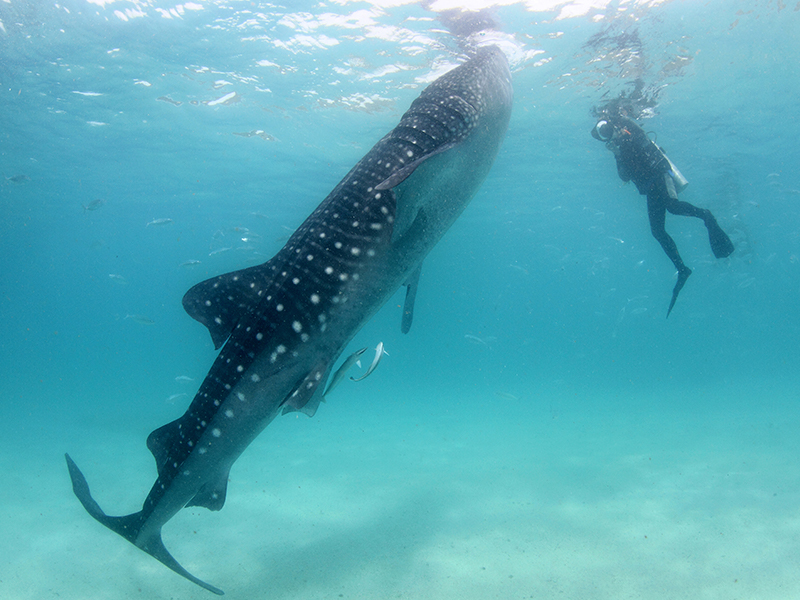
[64, 454, 224, 595]
[137, 526, 225, 595]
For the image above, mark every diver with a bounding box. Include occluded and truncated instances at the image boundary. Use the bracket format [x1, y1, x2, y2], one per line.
[591, 113, 735, 317]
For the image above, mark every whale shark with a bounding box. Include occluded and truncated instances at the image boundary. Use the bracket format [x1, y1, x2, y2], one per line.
[65, 45, 512, 594]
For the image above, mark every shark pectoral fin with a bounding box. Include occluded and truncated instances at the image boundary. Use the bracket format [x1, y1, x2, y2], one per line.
[65, 454, 224, 595]
[375, 142, 457, 191]
[401, 264, 422, 334]
[183, 260, 277, 349]
[384, 144, 456, 243]
[186, 470, 230, 511]
[381, 142, 456, 242]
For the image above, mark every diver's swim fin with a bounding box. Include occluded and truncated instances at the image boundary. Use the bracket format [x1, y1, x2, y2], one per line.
[707, 218, 734, 258]
[666, 267, 692, 318]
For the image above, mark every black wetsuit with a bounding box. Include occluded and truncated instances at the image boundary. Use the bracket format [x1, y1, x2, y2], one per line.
[596, 115, 734, 316]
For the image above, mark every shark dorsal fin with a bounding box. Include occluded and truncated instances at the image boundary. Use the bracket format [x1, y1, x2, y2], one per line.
[146, 419, 180, 476]
[182, 261, 276, 349]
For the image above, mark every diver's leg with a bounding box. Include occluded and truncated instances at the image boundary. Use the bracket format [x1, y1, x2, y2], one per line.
[665, 197, 709, 219]
[648, 192, 691, 317]
[665, 198, 735, 258]
[648, 194, 690, 273]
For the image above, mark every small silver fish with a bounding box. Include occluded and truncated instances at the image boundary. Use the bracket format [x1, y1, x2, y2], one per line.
[324, 347, 367, 396]
[180, 260, 202, 267]
[209, 247, 231, 256]
[146, 218, 173, 227]
[124, 314, 155, 325]
[83, 198, 106, 211]
[350, 342, 388, 383]
[157, 96, 182, 106]
[108, 274, 127, 285]
[738, 277, 756, 289]
[4, 173, 31, 183]
[174, 375, 195, 382]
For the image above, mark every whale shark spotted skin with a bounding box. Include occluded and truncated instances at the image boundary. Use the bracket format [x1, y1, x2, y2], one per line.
[65, 45, 512, 595]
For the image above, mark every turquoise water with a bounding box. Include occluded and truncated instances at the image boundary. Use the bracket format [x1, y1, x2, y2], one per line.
[2, 1, 799, 598]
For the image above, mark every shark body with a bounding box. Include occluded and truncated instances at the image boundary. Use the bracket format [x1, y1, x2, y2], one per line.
[66, 45, 512, 594]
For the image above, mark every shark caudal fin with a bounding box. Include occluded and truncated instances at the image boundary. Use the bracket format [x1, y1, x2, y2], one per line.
[64, 454, 224, 595]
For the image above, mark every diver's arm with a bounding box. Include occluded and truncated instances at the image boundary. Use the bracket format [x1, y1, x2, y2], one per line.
[616, 115, 643, 137]
[614, 152, 632, 182]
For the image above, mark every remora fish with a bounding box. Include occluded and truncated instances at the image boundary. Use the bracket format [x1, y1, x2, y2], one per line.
[323, 346, 367, 396]
[350, 341, 388, 382]
[65, 45, 512, 594]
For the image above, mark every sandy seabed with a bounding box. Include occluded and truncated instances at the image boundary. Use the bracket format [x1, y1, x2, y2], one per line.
[4, 380, 799, 600]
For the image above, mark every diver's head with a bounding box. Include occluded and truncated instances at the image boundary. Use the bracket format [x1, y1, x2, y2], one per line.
[591, 119, 614, 142]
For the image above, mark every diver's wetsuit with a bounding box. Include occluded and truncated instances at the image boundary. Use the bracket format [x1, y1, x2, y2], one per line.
[593, 115, 734, 317]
